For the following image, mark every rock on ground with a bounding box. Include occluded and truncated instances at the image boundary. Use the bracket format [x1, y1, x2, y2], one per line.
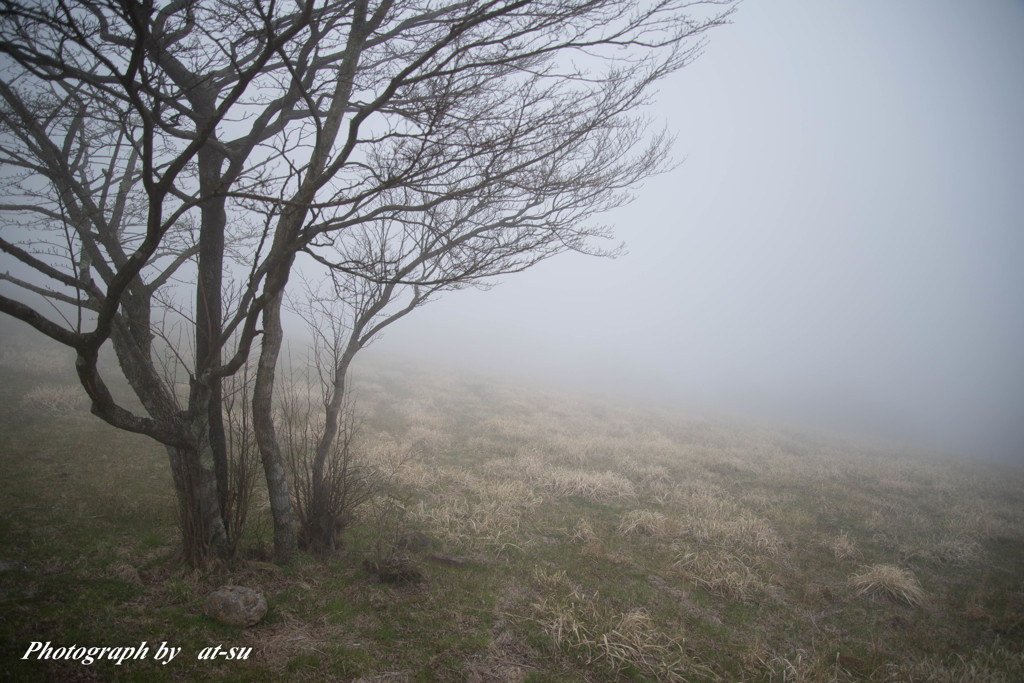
[204, 585, 268, 627]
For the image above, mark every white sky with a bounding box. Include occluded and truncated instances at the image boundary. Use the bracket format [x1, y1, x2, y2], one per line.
[381, 0, 1024, 459]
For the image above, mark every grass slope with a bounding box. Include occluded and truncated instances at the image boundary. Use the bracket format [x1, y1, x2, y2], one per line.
[1, 342, 1022, 681]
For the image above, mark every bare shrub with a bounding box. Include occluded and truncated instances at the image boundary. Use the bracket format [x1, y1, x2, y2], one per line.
[353, 432, 431, 581]
[21, 384, 88, 412]
[360, 490, 432, 585]
[362, 493, 409, 555]
[278, 370, 376, 556]
[222, 364, 262, 559]
[166, 363, 263, 565]
[850, 564, 925, 606]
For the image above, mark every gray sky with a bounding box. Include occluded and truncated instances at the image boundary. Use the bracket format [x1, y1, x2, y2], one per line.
[372, 0, 1024, 460]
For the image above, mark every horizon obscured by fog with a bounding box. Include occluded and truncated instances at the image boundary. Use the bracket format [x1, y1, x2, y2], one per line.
[1, 0, 1021, 464]
[367, 0, 1024, 462]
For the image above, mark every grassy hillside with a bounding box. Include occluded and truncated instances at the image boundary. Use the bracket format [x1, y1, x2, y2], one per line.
[1, 340, 1022, 681]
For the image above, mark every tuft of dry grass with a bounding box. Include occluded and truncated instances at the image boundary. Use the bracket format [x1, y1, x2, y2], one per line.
[674, 550, 765, 601]
[569, 518, 598, 545]
[411, 478, 541, 548]
[617, 509, 669, 537]
[106, 560, 144, 586]
[532, 566, 574, 593]
[850, 564, 925, 606]
[498, 450, 638, 504]
[831, 530, 861, 561]
[678, 491, 782, 556]
[531, 594, 697, 681]
[544, 468, 636, 503]
[933, 534, 984, 566]
[528, 566, 703, 679]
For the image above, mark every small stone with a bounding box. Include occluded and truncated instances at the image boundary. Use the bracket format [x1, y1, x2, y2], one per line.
[204, 585, 267, 627]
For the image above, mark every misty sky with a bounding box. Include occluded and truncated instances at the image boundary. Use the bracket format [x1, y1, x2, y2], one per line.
[372, 0, 1024, 460]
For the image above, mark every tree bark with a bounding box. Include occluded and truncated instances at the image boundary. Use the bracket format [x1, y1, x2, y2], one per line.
[165, 412, 230, 567]
[194, 145, 230, 538]
[252, 286, 298, 564]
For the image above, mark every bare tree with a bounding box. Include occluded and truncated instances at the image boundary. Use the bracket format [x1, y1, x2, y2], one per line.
[0, 0, 734, 566]
[256, 0, 736, 551]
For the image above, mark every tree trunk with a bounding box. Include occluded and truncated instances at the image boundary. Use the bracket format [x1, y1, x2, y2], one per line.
[165, 408, 230, 567]
[103, 288, 232, 566]
[195, 146, 230, 538]
[252, 288, 298, 564]
[306, 347, 357, 553]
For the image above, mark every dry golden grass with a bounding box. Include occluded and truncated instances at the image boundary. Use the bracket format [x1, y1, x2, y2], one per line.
[674, 550, 766, 601]
[7, 349, 1021, 681]
[831, 531, 861, 561]
[752, 649, 856, 683]
[569, 517, 598, 545]
[933, 534, 984, 566]
[531, 566, 572, 592]
[621, 457, 674, 486]
[411, 475, 542, 548]
[546, 468, 637, 503]
[413, 498, 504, 545]
[677, 491, 782, 556]
[923, 507, 987, 566]
[850, 564, 925, 606]
[339, 360, 1024, 677]
[105, 560, 144, 586]
[530, 578, 702, 681]
[490, 450, 638, 504]
[617, 509, 669, 537]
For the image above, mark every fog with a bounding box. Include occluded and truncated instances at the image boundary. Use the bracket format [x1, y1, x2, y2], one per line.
[2, 0, 1020, 463]
[367, 0, 1024, 461]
